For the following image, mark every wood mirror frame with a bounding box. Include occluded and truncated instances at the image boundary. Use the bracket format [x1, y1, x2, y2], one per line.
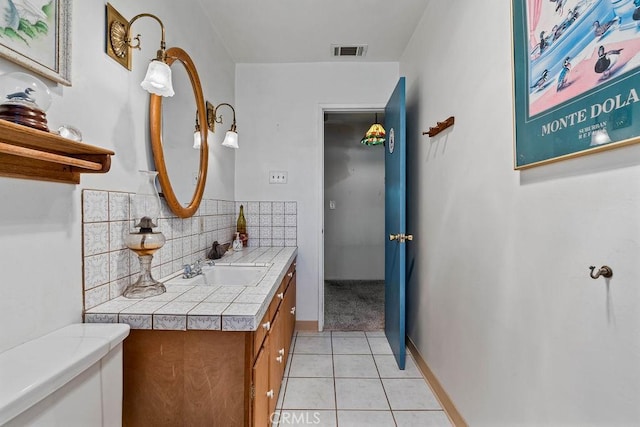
[149, 47, 208, 218]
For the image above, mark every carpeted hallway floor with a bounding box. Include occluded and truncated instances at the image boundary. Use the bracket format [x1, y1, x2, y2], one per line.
[324, 280, 385, 331]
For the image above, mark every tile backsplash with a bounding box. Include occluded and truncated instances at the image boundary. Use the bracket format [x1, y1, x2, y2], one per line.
[82, 189, 297, 310]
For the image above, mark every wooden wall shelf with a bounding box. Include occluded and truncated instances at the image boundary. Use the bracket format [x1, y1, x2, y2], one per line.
[0, 119, 114, 184]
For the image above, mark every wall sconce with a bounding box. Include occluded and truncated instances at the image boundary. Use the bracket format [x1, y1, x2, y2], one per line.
[207, 101, 239, 149]
[105, 3, 174, 97]
[193, 112, 202, 149]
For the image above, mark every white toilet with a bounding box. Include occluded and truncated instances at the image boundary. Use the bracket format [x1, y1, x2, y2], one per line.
[0, 323, 130, 427]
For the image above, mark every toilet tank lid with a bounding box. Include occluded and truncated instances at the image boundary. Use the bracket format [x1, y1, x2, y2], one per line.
[0, 323, 130, 425]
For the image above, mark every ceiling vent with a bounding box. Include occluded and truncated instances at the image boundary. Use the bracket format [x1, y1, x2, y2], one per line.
[331, 44, 368, 57]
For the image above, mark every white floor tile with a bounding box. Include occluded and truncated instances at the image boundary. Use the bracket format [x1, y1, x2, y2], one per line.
[332, 336, 371, 354]
[365, 330, 386, 337]
[393, 410, 452, 426]
[296, 330, 331, 337]
[284, 351, 294, 377]
[276, 377, 287, 410]
[275, 410, 337, 426]
[282, 378, 336, 410]
[288, 354, 334, 378]
[293, 336, 332, 354]
[374, 354, 422, 378]
[337, 410, 396, 426]
[331, 331, 366, 337]
[270, 408, 281, 427]
[335, 378, 389, 410]
[333, 354, 378, 378]
[367, 337, 394, 354]
[382, 378, 441, 410]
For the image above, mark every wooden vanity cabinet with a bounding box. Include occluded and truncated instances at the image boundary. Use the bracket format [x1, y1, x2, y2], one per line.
[122, 259, 297, 427]
[251, 263, 297, 426]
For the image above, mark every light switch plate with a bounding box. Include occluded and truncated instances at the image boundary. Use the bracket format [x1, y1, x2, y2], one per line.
[269, 171, 288, 184]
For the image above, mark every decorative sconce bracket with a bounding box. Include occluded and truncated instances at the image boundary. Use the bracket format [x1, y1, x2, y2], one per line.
[106, 3, 167, 71]
[106, 3, 132, 70]
[206, 101, 237, 133]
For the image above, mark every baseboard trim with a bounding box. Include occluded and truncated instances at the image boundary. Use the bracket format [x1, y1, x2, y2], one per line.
[295, 321, 319, 331]
[407, 337, 468, 427]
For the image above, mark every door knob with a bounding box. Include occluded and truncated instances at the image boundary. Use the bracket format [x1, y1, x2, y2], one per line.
[389, 233, 414, 243]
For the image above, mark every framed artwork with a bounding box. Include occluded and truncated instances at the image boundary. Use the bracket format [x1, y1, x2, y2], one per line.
[0, 0, 71, 86]
[513, 0, 640, 169]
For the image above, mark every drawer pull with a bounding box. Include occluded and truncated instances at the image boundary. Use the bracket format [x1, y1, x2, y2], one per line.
[266, 389, 274, 399]
[279, 348, 285, 356]
[276, 355, 283, 363]
[262, 321, 271, 331]
[287, 272, 293, 278]
[277, 292, 284, 300]
[290, 307, 296, 315]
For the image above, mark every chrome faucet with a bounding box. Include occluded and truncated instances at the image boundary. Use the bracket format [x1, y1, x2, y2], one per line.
[182, 259, 215, 278]
[182, 260, 203, 278]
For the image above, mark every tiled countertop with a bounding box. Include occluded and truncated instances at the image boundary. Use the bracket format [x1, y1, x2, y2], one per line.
[84, 247, 297, 332]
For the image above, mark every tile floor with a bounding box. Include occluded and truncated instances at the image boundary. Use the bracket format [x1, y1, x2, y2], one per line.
[271, 331, 452, 426]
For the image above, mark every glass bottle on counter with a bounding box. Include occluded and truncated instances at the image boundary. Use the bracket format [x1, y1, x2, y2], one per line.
[237, 204, 247, 234]
[237, 204, 248, 247]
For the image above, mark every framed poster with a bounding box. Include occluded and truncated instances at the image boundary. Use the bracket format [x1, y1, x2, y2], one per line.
[513, 0, 640, 169]
[0, 0, 71, 86]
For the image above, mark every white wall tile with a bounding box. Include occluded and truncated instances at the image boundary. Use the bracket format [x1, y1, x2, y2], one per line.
[285, 202, 297, 215]
[82, 196, 297, 309]
[83, 190, 108, 222]
[110, 249, 130, 281]
[83, 223, 109, 256]
[108, 192, 129, 221]
[260, 202, 272, 214]
[84, 253, 109, 289]
[109, 221, 128, 252]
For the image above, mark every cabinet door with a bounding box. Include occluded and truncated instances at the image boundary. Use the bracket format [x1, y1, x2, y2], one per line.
[268, 309, 285, 418]
[283, 271, 296, 355]
[252, 343, 270, 427]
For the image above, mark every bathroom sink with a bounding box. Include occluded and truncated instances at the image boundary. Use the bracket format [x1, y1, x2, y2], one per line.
[201, 265, 269, 286]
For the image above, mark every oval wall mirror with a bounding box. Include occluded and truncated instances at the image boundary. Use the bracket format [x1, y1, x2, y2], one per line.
[150, 47, 208, 218]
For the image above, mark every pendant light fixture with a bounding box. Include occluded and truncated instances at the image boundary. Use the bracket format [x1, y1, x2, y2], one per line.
[360, 113, 386, 146]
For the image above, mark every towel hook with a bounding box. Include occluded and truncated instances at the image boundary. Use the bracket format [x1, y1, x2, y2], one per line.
[589, 265, 613, 279]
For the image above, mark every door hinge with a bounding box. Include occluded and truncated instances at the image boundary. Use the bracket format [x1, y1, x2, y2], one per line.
[250, 384, 255, 399]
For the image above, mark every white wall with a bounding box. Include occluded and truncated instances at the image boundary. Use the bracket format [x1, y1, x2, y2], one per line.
[235, 62, 398, 321]
[0, 0, 235, 353]
[401, 1, 640, 425]
[324, 118, 385, 280]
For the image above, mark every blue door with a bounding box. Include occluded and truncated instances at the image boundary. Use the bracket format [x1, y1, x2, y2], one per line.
[384, 77, 407, 369]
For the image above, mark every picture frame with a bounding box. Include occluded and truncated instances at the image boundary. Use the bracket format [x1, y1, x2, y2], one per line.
[512, 0, 640, 169]
[0, 0, 71, 86]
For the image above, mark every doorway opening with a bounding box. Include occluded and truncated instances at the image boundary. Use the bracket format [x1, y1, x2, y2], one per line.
[322, 110, 385, 331]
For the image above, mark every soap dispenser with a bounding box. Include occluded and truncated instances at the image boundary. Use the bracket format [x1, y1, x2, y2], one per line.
[233, 232, 243, 251]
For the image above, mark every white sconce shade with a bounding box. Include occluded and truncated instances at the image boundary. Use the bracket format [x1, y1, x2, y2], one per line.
[193, 130, 202, 149]
[222, 131, 239, 149]
[141, 60, 174, 97]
